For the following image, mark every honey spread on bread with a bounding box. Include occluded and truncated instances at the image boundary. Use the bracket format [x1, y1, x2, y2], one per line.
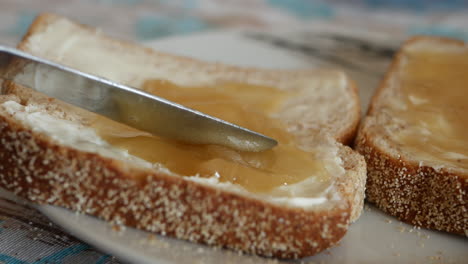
[90, 80, 330, 193]
[391, 48, 468, 169]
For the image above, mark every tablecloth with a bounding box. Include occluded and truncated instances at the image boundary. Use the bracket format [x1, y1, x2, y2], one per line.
[0, 1, 467, 263]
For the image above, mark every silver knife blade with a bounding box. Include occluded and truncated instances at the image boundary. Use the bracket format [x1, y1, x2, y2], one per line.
[0, 46, 277, 152]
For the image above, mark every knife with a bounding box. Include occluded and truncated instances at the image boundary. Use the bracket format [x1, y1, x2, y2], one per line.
[0, 46, 277, 152]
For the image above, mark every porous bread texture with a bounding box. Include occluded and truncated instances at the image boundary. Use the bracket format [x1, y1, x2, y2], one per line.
[356, 36, 467, 235]
[17, 13, 360, 145]
[0, 14, 366, 258]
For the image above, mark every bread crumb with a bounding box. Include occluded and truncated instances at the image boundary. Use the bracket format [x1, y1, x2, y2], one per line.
[364, 204, 371, 211]
[145, 234, 159, 245]
[111, 224, 125, 232]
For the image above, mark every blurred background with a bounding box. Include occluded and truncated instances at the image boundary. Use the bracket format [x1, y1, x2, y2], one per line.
[2, 0, 468, 45]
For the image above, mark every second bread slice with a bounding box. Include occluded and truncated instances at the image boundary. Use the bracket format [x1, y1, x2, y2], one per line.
[356, 37, 467, 235]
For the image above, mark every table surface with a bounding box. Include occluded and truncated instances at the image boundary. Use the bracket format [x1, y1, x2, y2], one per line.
[1, 1, 467, 263]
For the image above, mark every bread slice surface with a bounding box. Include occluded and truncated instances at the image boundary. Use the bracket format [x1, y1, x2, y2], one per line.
[356, 36, 467, 235]
[0, 13, 366, 258]
[18, 13, 360, 145]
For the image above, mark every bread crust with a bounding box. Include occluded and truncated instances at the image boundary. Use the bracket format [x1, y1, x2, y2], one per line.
[0, 93, 365, 258]
[0, 13, 367, 258]
[356, 36, 468, 235]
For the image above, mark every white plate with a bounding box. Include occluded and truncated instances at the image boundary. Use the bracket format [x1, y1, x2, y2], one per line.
[37, 31, 467, 264]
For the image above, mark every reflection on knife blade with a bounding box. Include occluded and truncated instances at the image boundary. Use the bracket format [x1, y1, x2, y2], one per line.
[0, 46, 277, 152]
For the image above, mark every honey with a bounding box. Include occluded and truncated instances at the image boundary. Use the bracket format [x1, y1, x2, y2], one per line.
[392, 49, 468, 169]
[90, 80, 330, 193]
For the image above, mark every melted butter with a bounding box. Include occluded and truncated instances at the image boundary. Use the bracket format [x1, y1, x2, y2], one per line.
[90, 80, 330, 193]
[393, 49, 468, 169]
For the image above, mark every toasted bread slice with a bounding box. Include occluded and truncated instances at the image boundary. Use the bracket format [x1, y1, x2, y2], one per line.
[356, 37, 467, 235]
[0, 14, 366, 258]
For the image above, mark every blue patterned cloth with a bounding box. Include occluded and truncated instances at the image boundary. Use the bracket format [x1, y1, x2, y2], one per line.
[0, 194, 118, 263]
[0, 0, 467, 263]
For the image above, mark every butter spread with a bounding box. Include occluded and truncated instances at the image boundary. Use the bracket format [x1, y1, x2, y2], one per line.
[390, 48, 468, 169]
[89, 80, 332, 194]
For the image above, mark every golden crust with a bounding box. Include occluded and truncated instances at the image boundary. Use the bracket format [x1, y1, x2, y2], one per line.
[356, 36, 468, 235]
[356, 131, 467, 235]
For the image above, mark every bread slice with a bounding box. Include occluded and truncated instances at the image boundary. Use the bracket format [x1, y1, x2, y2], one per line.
[0, 13, 366, 258]
[356, 36, 467, 235]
